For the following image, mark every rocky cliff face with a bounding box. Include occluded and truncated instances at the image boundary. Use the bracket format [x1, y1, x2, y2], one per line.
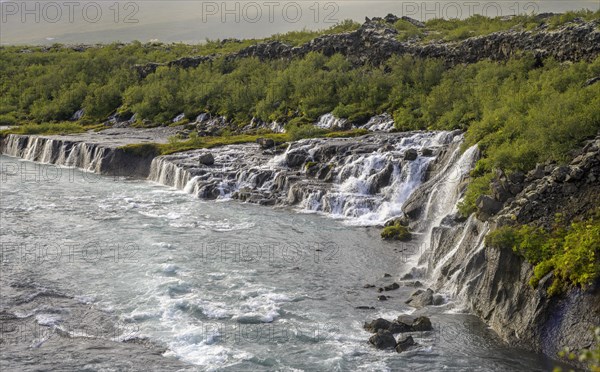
[409, 135, 600, 366]
[135, 15, 600, 78]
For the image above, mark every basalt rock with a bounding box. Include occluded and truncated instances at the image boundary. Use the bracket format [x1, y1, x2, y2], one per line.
[404, 148, 418, 161]
[395, 335, 417, 353]
[256, 138, 275, 149]
[405, 288, 434, 309]
[364, 318, 391, 333]
[198, 153, 214, 166]
[134, 17, 600, 79]
[364, 315, 433, 334]
[369, 330, 397, 349]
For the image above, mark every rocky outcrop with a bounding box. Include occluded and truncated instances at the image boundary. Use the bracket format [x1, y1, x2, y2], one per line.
[496, 137, 600, 229]
[364, 315, 433, 334]
[134, 16, 600, 78]
[364, 315, 429, 352]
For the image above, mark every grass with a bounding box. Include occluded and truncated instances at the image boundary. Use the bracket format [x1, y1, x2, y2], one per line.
[118, 127, 370, 156]
[0, 122, 104, 136]
[394, 10, 600, 43]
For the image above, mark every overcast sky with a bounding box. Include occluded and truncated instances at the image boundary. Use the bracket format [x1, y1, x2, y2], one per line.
[1, 1, 599, 45]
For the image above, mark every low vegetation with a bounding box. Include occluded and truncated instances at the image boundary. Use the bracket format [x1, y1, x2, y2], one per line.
[393, 10, 600, 43]
[120, 127, 370, 156]
[0, 122, 101, 135]
[485, 211, 600, 296]
[381, 224, 412, 241]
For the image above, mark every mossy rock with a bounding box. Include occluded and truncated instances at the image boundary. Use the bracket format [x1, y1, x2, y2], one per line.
[119, 143, 160, 158]
[381, 225, 412, 241]
[305, 161, 318, 170]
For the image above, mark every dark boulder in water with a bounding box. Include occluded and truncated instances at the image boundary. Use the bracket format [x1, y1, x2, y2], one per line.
[369, 330, 397, 349]
[384, 282, 400, 291]
[257, 138, 275, 149]
[198, 153, 214, 166]
[405, 288, 434, 309]
[364, 318, 392, 333]
[395, 335, 416, 353]
[404, 148, 418, 161]
[411, 316, 433, 332]
[286, 150, 309, 167]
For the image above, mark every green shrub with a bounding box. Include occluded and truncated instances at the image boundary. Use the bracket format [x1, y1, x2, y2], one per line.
[381, 225, 412, 241]
[458, 172, 494, 216]
[485, 215, 600, 296]
[0, 114, 17, 126]
[286, 124, 328, 141]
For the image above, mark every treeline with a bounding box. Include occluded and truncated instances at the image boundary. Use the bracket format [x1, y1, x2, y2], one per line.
[0, 20, 360, 125]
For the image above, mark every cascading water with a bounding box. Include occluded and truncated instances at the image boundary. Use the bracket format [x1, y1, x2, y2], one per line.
[146, 131, 462, 225]
[2, 134, 106, 172]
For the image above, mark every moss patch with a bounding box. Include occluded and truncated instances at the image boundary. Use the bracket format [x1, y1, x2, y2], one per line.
[381, 224, 412, 241]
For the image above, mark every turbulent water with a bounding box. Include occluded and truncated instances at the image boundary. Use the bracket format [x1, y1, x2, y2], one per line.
[0, 154, 559, 371]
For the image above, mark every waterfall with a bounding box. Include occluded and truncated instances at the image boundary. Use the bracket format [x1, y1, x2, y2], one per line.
[3, 131, 476, 229]
[1, 134, 152, 177]
[315, 113, 348, 130]
[145, 131, 461, 225]
[148, 156, 192, 190]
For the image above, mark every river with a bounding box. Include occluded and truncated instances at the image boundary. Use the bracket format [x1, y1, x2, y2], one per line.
[0, 155, 560, 371]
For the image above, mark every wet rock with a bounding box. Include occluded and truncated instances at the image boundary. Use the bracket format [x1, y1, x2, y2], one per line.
[405, 288, 434, 309]
[384, 215, 410, 227]
[256, 138, 275, 149]
[369, 330, 397, 349]
[363, 284, 375, 288]
[395, 335, 416, 353]
[198, 153, 215, 166]
[369, 163, 394, 193]
[476, 195, 503, 220]
[387, 321, 413, 334]
[364, 318, 392, 333]
[286, 150, 309, 167]
[384, 283, 400, 291]
[433, 295, 445, 306]
[356, 306, 376, 310]
[411, 316, 433, 331]
[404, 148, 418, 161]
[378, 295, 389, 301]
[420, 148, 434, 157]
[383, 273, 392, 278]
